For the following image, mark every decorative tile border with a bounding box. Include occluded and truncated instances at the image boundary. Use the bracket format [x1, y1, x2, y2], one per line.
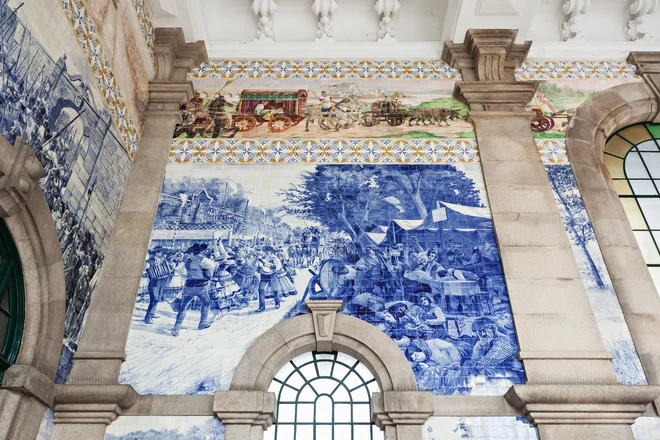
[131, 0, 155, 63]
[516, 61, 638, 80]
[537, 139, 568, 164]
[60, 0, 139, 158]
[169, 139, 480, 164]
[188, 60, 462, 80]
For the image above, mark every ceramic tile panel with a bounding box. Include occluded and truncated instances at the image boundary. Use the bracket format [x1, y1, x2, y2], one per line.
[37, 409, 54, 440]
[1, 0, 132, 382]
[633, 417, 660, 440]
[516, 61, 638, 80]
[59, 0, 140, 157]
[545, 164, 647, 385]
[423, 417, 538, 440]
[189, 60, 461, 80]
[120, 162, 525, 396]
[104, 416, 225, 439]
[537, 139, 568, 164]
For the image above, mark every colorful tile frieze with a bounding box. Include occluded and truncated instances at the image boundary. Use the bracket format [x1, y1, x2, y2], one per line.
[169, 139, 480, 164]
[516, 61, 638, 80]
[60, 0, 140, 158]
[131, 0, 155, 63]
[189, 60, 462, 80]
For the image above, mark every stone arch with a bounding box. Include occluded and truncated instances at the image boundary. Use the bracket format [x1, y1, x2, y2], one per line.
[565, 79, 660, 395]
[229, 302, 418, 394]
[0, 135, 65, 440]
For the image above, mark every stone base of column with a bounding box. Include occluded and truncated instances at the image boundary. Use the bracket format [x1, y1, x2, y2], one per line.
[214, 391, 276, 440]
[372, 391, 434, 440]
[505, 384, 660, 440]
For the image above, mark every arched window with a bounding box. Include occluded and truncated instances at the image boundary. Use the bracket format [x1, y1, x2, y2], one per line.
[0, 219, 24, 380]
[605, 123, 660, 291]
[265, 352, 383, 440]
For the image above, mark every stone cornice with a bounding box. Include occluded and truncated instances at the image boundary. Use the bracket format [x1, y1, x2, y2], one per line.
[442, 29, 531, 82]
[455, 81, 538, 112]
[0, 136, 43, 218]
[53, 384, 139, 425]
[214, 391, 276, 429]
[505, 385, 660, 425]
[372, 391, 434, 428]
[154, 28, 208, 82]
[1, 364, 56, 408]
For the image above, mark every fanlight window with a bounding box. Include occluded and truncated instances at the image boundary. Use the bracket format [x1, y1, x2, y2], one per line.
[605, 123, 660, 291]
[0, 219, 24, 380]
[265, 352, 383, 440]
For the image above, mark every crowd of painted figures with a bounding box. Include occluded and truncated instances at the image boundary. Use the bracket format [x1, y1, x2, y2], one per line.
[142, 227, 523, 394]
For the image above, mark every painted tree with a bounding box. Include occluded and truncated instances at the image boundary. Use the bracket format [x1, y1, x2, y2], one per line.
[546, 164, 605, 288]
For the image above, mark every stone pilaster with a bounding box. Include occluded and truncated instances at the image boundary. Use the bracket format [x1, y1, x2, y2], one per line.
[214, 391, 276, 440]
[372, 391, 434, 440]
[628, 52, 660, 123]
[48, 28, 207, 440]
[442, 29, 655, 440]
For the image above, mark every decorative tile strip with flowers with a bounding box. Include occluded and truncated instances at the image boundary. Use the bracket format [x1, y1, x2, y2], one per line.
[60, 0, 140, 158]
[131, 0, 155, 63]
[188, 60, 462, 80]
[537, 139, 569, 164]
[516, 61, 637, 80]
[169, 139, 480, 164]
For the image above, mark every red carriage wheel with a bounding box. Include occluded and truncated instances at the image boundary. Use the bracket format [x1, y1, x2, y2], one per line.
[530, 115, 553, 132]
[268, 115, 293, 132]
[232, 115, 258, 132]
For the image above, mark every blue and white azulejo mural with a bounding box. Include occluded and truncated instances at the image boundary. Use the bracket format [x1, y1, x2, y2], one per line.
[120, 159, 525, 396]
[105, 416, 225, 440]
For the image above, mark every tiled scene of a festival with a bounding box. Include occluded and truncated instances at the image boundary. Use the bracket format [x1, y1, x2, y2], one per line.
[120, 162, 523, 396]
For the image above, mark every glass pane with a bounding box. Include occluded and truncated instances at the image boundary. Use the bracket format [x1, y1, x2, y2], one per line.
[299, 363, 317, 381]
[619, 124, 653, 144]
[634, 231, 660, 265]
[264, 426, 275, 440]
[334, 425, 352, 439]
[0, 312, 8, 346]
[637, 140, 659, 151]
[317, 359, 333, 377]
[641, 153, 660, 178]
[298, 385, 316, 402]
[638, 198, 660, 229]
[630, 180, 658, 196]
[276, 425, 294, 439]
[613, 179, 633, 196]
[605, 155, 625, 178]
[297, 425, 313, 439]
[316, 395, 332, 423]
[354, 424, 372, 439]
[373, 425, 384, 439]
[316, 425, 332, 440]
[275, 362, 295, 381]
[297, 403, 314, 423]
[605, 136, 633, 157]
[353, 404, 371, 423]
[626, 153, 649, 178]
[278, 404, 295, 423]
[0, 288, 8, 313]
[621, 198, 648, 229]
[335, 403, 351, 423]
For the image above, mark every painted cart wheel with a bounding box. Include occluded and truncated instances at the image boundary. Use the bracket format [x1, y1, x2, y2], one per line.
[530, 116, 553, 132]
[232, 115, 258, 132]
[363, 112, 378, 127]
[387, 114, 405, 126]
[268, 115, 293, 132]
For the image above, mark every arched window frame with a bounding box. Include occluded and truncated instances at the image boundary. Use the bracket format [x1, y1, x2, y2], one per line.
[605, 122, 660, 287]
[266, 351, 382, 440]
[0, 218, 25, 380]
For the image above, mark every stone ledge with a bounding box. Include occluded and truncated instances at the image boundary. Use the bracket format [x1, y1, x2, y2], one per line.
[372, 391, 434, 428]
[1, 364, 56, 407]
[455, 81, 538, 111]
[518, 351, 614, 361]
[214, 390, 276, 429]
[505, 384, 660, 425]
[53, 384, 138, 425]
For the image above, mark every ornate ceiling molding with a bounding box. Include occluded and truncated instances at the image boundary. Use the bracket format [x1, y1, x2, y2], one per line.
[561, 0, 591, 41]
[628, 0, 658, 41]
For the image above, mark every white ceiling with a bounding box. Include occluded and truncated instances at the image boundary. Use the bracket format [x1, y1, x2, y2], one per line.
[149, 0, 660, 60]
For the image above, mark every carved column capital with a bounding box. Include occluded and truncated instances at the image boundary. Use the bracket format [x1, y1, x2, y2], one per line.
[214, 390, 276, 429]
[53, 384, 138, 425]
[372, 391, 434, 431]
[306, 300, 343, 352]
[1, 364, 56, 408]
[153, 28, 208, 82]
[628, 52, 660, 115]
[442, 29, 531, 82]
[505, 384, 660, 425]
[0, 136, 43, 218]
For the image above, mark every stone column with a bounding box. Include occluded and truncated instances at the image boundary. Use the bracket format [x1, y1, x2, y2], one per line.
[443, 29, 660, 439]
[372, 391, 434, 440]
[214, 391, 276, 440]
[49, 29, 207, 439]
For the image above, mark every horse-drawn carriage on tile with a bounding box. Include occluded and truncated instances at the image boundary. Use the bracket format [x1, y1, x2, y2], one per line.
[361, 96, 409, 127]
[530, 107, 571, 133]
[231, 89, 308, 133]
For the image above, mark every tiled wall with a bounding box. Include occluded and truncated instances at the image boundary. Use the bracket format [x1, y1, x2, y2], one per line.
[3, 0, 132, 381]
[104, 416, 225, 439]
[423, 417, 538, 440]
[633, 417, 660, 440]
